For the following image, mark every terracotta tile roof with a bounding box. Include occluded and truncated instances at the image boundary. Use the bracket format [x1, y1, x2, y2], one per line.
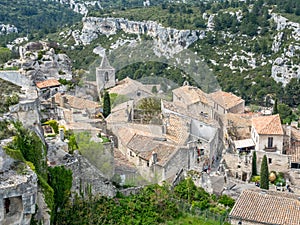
[109, 77, 152, 96]
[116, 126, 155, 147]
[36, 79, 60, 89]
[210, 90, 244, 110]
[54, 93, 99, 110]
[172, 85, 208, 105]
[252, 114, 283, 135]
[127, 134, 178, 166]
[230, 189, 300, 225]
[165, 113, 190, 145]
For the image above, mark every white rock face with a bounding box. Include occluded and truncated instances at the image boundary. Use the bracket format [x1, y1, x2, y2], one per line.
[0, 24, 18, 35]
[53, 0, 101, 15]
[270, 14, 300, 85]
[76, 17, 201, 56]
[5, 41, 73, 82]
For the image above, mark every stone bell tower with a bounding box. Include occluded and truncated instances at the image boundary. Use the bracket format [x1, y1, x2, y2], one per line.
[96, 53, 116, 94]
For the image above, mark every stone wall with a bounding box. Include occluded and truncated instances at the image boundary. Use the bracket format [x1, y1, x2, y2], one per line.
[256, 150, 290, 173]
[160, 147, 189, 181]
[230, 218, 261, 225]
[0, 71, 31, 87]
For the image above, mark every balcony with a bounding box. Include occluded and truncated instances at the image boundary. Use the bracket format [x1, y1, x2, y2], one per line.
[264, 146, 277, 152]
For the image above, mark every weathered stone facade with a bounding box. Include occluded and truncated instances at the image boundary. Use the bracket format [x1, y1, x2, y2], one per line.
[0, 148, 38, 225]
[96, 54, 116, 93]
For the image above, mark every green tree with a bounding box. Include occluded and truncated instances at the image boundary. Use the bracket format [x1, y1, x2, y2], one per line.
[252, 151, 257, 176]
[273, 99, 278, 115]
[103, 91, 111, 118]
[48, 166, 72, 224]
[260, 155, 269, 190]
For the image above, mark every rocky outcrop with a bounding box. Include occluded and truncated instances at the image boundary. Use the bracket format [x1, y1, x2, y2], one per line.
[53, 0, 101, 15]
[0, 24, 18, 35]
[75, 17, 202, 55]
[270, 13, 300, 85]
[0, 147, 38, 225]
[5, 41, 73, 82]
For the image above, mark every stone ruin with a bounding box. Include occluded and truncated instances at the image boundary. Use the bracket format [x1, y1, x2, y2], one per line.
[0, 147, 38, 225]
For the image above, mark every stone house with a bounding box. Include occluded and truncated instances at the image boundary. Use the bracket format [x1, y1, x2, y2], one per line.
[251, 114, 284, 153]
[162, 87, 223, 171]
[109, 77, 153, 101]
[52, 92, 101, 122]
[172, 85, 212, 118]
[115, 126, 188, 182]
[36, 79, 61, 99]
[229, 189, 300, 225]
[209, 90, 245, 115]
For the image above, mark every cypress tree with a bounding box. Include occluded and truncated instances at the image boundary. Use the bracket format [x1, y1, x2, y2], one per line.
[103, 91, 111, 118]
[252, 151, 257, 176]
[260, 155, 269, 190]
[273, 99, 278, 115]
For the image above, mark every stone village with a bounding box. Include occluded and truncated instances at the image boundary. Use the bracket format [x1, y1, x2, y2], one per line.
[0, 42, 300, 224]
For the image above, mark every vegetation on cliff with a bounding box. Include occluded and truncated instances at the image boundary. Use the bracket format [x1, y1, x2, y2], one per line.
[57, 178, 233, 224]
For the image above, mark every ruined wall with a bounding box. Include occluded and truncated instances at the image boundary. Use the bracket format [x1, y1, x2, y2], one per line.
[0, 148, 38, 225]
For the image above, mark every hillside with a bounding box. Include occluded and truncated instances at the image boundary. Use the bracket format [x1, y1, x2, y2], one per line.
[0, 0, 82, 46]
[1, 0, 300, 107]
[42, 0, 299, 107]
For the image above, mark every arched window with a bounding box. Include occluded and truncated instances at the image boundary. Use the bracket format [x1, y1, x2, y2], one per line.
[104, 72, 109, 82]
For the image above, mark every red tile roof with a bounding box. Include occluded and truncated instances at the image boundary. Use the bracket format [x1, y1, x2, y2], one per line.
[54, 93, 99, 110]
[252, 114, 283, 135]
[36, 79, 60, 89]
[230, 189, 300, 225]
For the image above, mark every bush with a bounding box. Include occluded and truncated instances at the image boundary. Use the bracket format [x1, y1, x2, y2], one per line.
[43, 120, 59, 134]
[218, 195, 235, 208]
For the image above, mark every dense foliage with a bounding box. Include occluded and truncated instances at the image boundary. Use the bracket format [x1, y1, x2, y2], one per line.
[260, 155, 269, 190]
[0, 78, 21, 113]
[48, 166, 73, 224]
[57, 179, 233, 224]
[0, 0, 82, 46]
[75, 131, 114, 178]
[3, 122, 73, 223]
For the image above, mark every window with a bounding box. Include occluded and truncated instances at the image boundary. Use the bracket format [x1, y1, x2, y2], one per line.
[147, 161, 149, 167]
[104, 72, 109, 82]
[4, 198, 10, 214]
[268, 137, 273, 148]
[269, 158, 272, 164]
